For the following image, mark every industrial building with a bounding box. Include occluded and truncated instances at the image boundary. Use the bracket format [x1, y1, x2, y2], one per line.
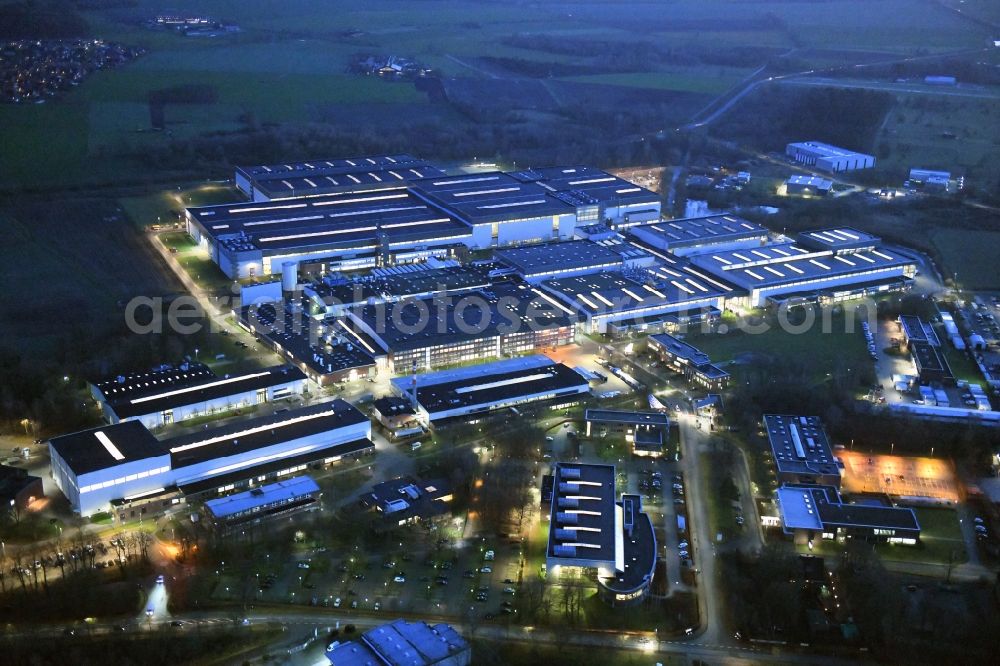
[627, 214, 768, 256]
[584, 409, 671, 457]
[647, 333, 731, 391]
[784, 175, 833, 197]
[371, 396, 420, 432]
[410, 171, 578, 246]
[239, 302, 377, 386]
[507, 165, 661, 227]
[391, 355, 589, 424]
[777, 485, 920, 546]
[348, 280, 577, 374]
[786, 141, 875, 172]
[689, 237, 916, 308]
[186, 187, 473, 278]
[910, 340, 955, 385]
[203, 475, 322, 534]
[49, 399, 372, 517]
[538, 263, 731, 335]
[325, 619, 470, 666]
[91, 363, 307, 429]
[546, 463, 657, 607]
[763, 415, 842, 488]
[234, 154, 445, 202]
[494, 239, 651, 282]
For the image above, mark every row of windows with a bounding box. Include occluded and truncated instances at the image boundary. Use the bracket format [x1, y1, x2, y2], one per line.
[80, 466, 171, 494]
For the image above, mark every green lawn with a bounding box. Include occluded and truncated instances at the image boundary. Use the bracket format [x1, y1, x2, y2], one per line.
[685, 312, 870, 383]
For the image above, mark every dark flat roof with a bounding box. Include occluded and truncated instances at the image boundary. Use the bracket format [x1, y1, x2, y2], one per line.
[107, 365, 306, 419]
[780, 485, 920, 532]
[410, 172, 575, 224]
[648, 333, 712, 366]
[764, 415, 840, 479]
[414, 360, 587, 415]
[496, 240, 623, 276]
[508, 165, 660, 207]
[166, 399, 368, 469]
[911, 340, 950, 375]
[548, 463, 617, 563]
[236, 155, 445, 199]
[240, 303, 376, 377]
[93, 362, 215, 403]
[49, 421, 168, 475]
[354, 281, 576, 352]
[187, 188, 470, 254]
[603, 494, 656, 593]
[308, 265, 492, 306]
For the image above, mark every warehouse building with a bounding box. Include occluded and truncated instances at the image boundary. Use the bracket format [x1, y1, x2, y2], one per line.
[391, 355, 589, 424]
[784, 175, 833, 197]
[49, 400, 372, 517]
[348, 280, 577, 374]
[92, 363, 307, 429]
[777, 485, 920, 546]
[647, 333, 731, 391]
[786, 141, 875, 172]
[508, 165, 661, 227]
[538, 263, 731, 335]
[186, 188, 473, 278]
[764, 415, 842, 488]
[410, 171, 578, 247]
[795, 227, 880, 254]
[584, 409, 671, 457]
[325, 619, 470, 666]
[546, 463, 657, 607]
[203, 475, 322, 534]
[627, 214, 768, 256]
[908, 168, 950, 192]
[234, 154, 446, 202]
[689, 238, 916, 308]
[910, 340, 955, 385]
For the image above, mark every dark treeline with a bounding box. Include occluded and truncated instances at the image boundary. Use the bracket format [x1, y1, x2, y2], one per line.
[711, 86, 893, 154]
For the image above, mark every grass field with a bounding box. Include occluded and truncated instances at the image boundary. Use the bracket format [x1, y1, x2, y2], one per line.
[685, 313, 871, 383]
[929, 229, 1000, 290]
[560, 67, 751, 95]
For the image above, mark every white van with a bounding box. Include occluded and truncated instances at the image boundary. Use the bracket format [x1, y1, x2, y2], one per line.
[411, 441, 422, 451]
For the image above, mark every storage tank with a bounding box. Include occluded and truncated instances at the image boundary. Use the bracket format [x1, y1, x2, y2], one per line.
[281, 261, 298, 292]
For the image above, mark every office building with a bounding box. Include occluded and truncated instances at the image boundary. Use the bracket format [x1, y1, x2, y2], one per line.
[546, 463, 656, 607]
[584, 409, 671, 457]
[360, 476, 453, 529]
[203, 475, 322, 534]
[764, 415, 841, 488]
[647, 333, 731, 391]
[777, 485, 920, 546]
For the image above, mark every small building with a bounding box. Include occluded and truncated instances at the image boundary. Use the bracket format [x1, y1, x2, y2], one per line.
[908, 168, 950, 192]
[763, 415, 842, 488]
[360, 476, 452, 530]
[647, 333, 731, 391]
[910, 340, 955, 385]
[0, 464, 44, 514]
[785, 175, 833, 197]
[777, 485, 920, 546]
[585, 409, 671, 457]
[786, 141, 875, 172]
[203, 475, 321, 534]
[325, 618, 471, 666]
[372, 396, 419, 431]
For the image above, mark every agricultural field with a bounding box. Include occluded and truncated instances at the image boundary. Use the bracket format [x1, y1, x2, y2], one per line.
[1, 0, 990, 190]
[929, 229, 1000, 291]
